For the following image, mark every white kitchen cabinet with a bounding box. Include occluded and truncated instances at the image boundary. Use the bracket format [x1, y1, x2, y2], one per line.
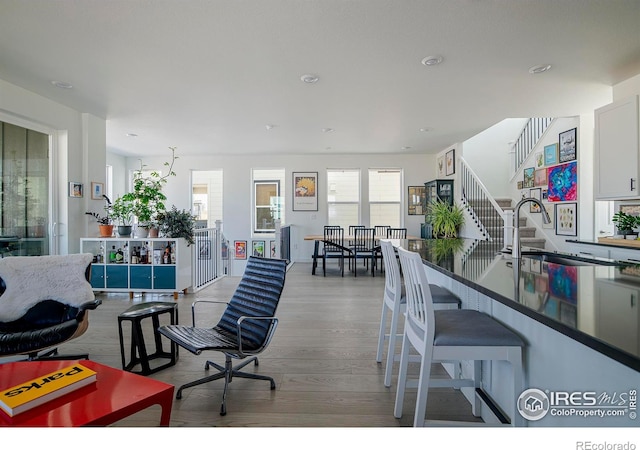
[594, 95, 640, 200]
[80, 237, 192, 299]
[596, 280, 639, 356]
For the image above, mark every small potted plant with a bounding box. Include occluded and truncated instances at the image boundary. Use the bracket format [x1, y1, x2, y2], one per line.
[157, 206, 196, 245]
[612, 211, 639, 238]
[86, 195, 114, 237]
[111, 195, 135, 237]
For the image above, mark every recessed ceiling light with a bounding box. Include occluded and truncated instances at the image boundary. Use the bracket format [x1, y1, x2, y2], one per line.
[401, 146, 411, 150]
[419, 128, 430, 132]
[51, 80, 73, 89]
[126, 133, 138, 138]
[421, 55, 443, 66]
[300, 74, 319, 84]
[529, 64, 552, 74]
[265, 124, 276, 130]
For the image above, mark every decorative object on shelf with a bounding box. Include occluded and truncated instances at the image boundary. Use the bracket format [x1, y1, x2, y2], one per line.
[523, 167, 535, 188]
[124, 147, 178, 231]
[408, 186, 425, 215]
[156, 205, 196, 245]
[234, 241, 247, 259]
[558, 128, 577, 163]
[547, 161, 577, 202]
[555, 202, 578, 236]
[91, 182, 104, 200]
[292, 172, 318, 211]
[86, 195, 114, 237]
[612, 210, 640, 236]
[69, 182, 83, 198]
[544, 143, 558, 166]
[111, 196, 135, 237]
[445, 149, 455, 176]
[426, 199, 464, 239]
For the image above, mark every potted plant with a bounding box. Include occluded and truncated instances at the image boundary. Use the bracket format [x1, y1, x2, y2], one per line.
[427, 200, 465, 239]
[129, 147, 178, 236]
[612, 211, 639, 237]
[157, 206, 196, 245]
[86, 195, 114, 237]
[111, 195, 135, 237]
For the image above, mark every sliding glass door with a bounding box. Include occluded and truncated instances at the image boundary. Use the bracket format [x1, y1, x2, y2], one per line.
[0, 121, 49, 256]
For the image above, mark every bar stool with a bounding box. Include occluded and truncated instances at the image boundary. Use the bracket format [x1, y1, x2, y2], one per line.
[118, 301, 179, 375]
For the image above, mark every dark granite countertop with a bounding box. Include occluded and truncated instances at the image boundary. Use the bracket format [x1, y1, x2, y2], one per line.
[395, 238, 640, 372]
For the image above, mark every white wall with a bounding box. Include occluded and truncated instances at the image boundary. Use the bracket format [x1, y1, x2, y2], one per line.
[123, 152, 435, 273]
[462, 118, 528, 198]
[0, 79, 105, 254]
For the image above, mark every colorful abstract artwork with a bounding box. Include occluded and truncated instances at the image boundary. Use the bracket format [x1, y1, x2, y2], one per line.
[547, 161, 577, 202]
[547, 263, 578, 304]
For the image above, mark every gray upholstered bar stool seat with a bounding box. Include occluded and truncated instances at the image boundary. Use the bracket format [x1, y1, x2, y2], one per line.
[395, 247, 525, 427]
[376, 240, 461, 387]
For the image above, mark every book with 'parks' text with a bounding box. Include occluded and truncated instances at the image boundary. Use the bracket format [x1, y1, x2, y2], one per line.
[0, 363, 97, 417]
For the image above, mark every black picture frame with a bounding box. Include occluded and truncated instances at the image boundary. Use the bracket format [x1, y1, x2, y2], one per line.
[558, 128, 577, 163]
[445, 149, 455, 176]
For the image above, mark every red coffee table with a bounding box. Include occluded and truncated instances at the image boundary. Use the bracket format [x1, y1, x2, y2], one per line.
[0, 359, 174, 427]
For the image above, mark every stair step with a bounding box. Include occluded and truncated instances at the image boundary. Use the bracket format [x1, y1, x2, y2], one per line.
[520, 238, 546, 249]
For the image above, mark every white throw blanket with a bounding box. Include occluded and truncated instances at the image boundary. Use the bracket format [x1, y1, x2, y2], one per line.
[0, 253, 95, 322]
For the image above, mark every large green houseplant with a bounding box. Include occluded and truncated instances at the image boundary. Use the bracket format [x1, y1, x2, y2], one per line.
[427, 200, 465, 239]
[127, 147, 178, 235]
[612, 211, 640, 236]
[157, 206, 196, 245]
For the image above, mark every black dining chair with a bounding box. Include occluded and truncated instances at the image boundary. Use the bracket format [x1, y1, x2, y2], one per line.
[323, 226, 348, 277]
[351, 227, 376, 277]
[386, 227, 407, 239]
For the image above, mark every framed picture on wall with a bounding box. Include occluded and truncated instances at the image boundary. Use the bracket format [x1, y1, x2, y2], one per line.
[408, 186, 426, 215]
[252, 240, 265, 257]
[555, 203, 577, 236]
[437, 155, 445, 177]
[234, 241, 247, 259]
[69, 182, 83, 198]
[292, 172, 318, 211]
[544, 143, 558, 166]
[91, 182, 104, 200]
[445, 149, 455, 176]
[529, 188, 541, 213]
[559, 128, 577, 163]
[270, 240, 277, 258]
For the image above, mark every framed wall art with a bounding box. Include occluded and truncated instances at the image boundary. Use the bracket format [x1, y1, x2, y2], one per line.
[408, 186, 426, 215]
[529, 188, 541, 213]
[534, 168, 547, 187]
[558, 128, 577, 163]
[252, 240, 265, 257]
[91, 182, 104, 200]
[198, 240, 211, 260]
[69, 182, 83, 198]
[544, 143, 558, 166]
[523, 167, 535, 188]
[555, 202, 577, 236]
[535, 152, 544, 168]
[445, 149, 455, 176]
[292, 172, 318, 211]
[542, 204, 554, 229]
[547, 161, 577, 202]
[270, 240, 277, 258]
[437, 155, 445, 177]
[234, 240, 247, 259]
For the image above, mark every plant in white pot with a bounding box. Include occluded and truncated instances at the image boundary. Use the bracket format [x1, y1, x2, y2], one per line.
[130, 147, 178, 237]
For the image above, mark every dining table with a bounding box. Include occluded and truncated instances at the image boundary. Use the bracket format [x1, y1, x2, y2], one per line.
[303, 233, 419, 275]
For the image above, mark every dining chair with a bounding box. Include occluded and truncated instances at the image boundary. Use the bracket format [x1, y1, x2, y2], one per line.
[386, 227, 407, 239]
[394, 247, 525, 427]
[322, 226, 347, 277]
[376, 240, 460, 387]
[351, 227, 376, 277]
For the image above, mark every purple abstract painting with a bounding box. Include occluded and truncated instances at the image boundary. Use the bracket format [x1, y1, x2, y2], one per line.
[547, 161, 577, 202]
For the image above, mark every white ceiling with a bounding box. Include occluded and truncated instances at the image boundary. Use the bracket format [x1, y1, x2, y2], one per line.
[1, 0, 639, 158]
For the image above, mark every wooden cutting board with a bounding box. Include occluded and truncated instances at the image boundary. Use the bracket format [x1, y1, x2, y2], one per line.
[598, 237, 640, 248]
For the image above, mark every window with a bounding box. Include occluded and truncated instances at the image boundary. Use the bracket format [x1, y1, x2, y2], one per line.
[252, 169, 284, 234]
[369, 169, 402, 228]
[192, 170, 223, 228]
[327, 169, 360, 229]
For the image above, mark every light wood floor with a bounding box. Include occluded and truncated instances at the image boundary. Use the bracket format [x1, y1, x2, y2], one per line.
[51, 261, 480, 427]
